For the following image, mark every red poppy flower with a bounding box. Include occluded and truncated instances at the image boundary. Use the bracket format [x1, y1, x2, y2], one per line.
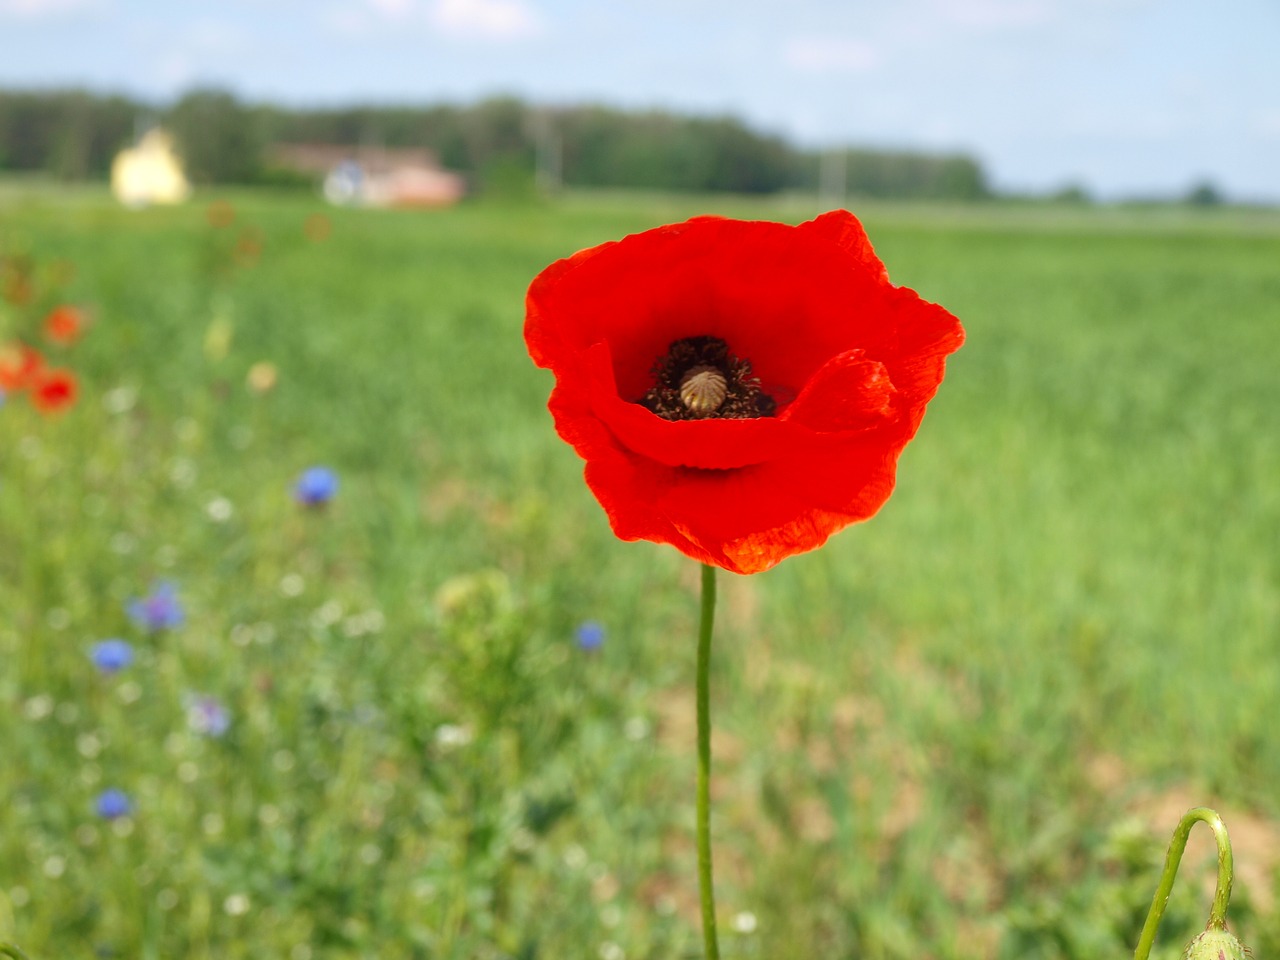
[30, 367, 78, 414]
[0, 342, 44, 392]
[524, 211, 964, 575]
[43, 305, 86, 345]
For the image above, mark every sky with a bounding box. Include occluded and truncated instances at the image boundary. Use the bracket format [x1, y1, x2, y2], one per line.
[1, 0, 1277, 201]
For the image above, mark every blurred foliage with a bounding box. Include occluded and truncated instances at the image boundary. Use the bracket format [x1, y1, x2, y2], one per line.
[166, 89, 268, 186]
[0, 87, 990, 199]
[0, 91, 138, 180]
[1, 188, 1279, 958]
[1184, 181, 1224, 207]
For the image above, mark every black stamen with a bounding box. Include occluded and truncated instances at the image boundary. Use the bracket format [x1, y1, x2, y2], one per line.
[640, 336, 776, 421]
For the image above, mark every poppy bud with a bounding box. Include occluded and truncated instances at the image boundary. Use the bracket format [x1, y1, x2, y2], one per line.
[1182, 927, 1251, 960]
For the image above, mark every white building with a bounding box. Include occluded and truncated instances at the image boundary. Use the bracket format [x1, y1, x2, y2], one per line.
[111, 129, 191, 207]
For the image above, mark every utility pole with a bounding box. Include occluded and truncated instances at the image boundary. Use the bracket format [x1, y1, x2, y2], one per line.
[531, 108, 562, 196]
[819, 147, 846, 210]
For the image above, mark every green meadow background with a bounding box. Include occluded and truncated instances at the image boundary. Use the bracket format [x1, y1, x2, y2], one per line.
[2, 186, 1279, 959]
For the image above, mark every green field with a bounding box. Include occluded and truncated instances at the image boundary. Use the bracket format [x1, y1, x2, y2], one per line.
[2, 186, 1279, 960]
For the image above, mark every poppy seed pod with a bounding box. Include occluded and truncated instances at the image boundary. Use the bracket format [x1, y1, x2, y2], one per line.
[1183, 927, 1251, 960]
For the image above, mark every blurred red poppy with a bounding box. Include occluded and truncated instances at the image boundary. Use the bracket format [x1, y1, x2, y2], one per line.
[0, 342, 43, 392]
[524, 211, 964, 575]
[31, 367, 78, 414]
[1, 255, 34, 306]
[43, 305, 86, 345]
[206, 199, 237, 229]
[304, 212, 332, 242]
[234, 227, 264, 268]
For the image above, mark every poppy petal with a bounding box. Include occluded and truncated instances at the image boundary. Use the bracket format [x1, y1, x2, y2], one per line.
[526, 211, 964, 574]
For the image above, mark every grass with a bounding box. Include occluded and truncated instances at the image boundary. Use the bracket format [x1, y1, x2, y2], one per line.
[1, 184, 1279, 959]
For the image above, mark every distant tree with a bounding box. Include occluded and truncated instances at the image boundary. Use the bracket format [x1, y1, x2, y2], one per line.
[165, 89, 265, 184]
[0, 85, 997, 197]
[462, 97, 534, 171]
[554, 106, 793, 193]
[1185, 180, 1224, 206]
[696, 116, 792, 193]
[478, 152, 539, 201]
[418, 105, 469, 169]
[0, 92, 65, 171]
[1050, 182, 1093, 204]
[817, 149, 990, 200]
[934, 156, 989, 200]
[0, 89, 139, 177]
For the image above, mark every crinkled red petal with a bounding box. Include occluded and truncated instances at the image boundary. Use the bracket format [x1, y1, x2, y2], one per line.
[526, 210, 964, 574]
[526, 213, 893, 402]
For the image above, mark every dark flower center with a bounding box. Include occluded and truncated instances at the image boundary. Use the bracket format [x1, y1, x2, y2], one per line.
[640, 336, 776, 421]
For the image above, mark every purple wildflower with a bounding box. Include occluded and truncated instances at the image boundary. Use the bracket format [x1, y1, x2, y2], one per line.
[576, 621, 605, 652]
[127, 581, 184, 631]
[95, 788, 132, 820]
[186, 694, 231, 738]
[90, 638, 133, 674]
[294, 466, 338, 507]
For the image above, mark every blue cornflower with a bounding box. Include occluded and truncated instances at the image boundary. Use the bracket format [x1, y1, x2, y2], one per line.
[185, 694, 231, 738]
[576, 621, 605, 652]
[127, 581, 184, 631]
[90, 638, 133, 674]
[294, 466, 338, 507]
[95, 788, 132, 820]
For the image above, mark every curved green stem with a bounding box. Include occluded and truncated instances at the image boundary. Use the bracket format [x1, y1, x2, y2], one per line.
[0, 944, 32, 960]
[1133, 807, 1234, 960]
[696, 563, 720, 960]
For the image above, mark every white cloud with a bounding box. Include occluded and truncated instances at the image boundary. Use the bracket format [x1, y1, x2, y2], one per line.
[932, 0, 1055, 29]
[782, 36, 880, 74]
[0, 0, 100, 16]
[366, 0, 414, 18]
[154, 51, 194, 93]
[185, 17, 250, 53]
[1255, 110, 1280, 141]
[428, 0, 541, 40]
[319, 5, 373, 36]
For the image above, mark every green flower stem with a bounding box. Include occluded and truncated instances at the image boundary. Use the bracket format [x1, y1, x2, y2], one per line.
[0, 944, 32, 960]
[1134, 807, 1235, 960]
[697, 563, 721, 960]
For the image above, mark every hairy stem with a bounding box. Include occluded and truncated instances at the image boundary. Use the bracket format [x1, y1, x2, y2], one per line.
[697, 563, 720, 960]
[1134, 806, 1234, 960]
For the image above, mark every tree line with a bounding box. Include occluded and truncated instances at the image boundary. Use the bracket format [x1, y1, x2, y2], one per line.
[0, 87, 990, 199]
